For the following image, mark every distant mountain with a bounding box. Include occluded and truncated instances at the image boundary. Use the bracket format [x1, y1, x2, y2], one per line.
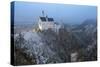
[71, 19, 97, 48]
[74, 19, 97, 32]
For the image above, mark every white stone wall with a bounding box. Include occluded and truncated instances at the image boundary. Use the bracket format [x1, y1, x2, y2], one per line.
[38, 21, 55, 31]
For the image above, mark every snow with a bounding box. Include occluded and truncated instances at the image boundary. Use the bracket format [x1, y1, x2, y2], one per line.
[23, 31, 41, 41]
[14, 31, 60, 64]
[71, 52, 78, 62]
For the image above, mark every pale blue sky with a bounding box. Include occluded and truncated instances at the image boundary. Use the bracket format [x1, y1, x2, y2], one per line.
[13, 1, 97, 25]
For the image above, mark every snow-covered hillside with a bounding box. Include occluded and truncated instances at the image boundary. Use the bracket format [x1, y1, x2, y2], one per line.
[14, 31, 63, 64]
[14, 19, 97, 65]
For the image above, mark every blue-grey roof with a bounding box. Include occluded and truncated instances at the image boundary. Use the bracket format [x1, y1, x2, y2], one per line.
[48, 18, 54, 21]
[40, 17, 54, 22]
[40, 17, 46, 21]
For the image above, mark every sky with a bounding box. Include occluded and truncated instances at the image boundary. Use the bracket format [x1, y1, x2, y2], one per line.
[13, 1, 97, 25]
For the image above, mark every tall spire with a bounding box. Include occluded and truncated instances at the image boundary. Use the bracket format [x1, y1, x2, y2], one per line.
[42, 10, 44, 17]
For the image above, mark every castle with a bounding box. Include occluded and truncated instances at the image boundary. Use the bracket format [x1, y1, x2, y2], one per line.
[38, 11, 61, 32]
